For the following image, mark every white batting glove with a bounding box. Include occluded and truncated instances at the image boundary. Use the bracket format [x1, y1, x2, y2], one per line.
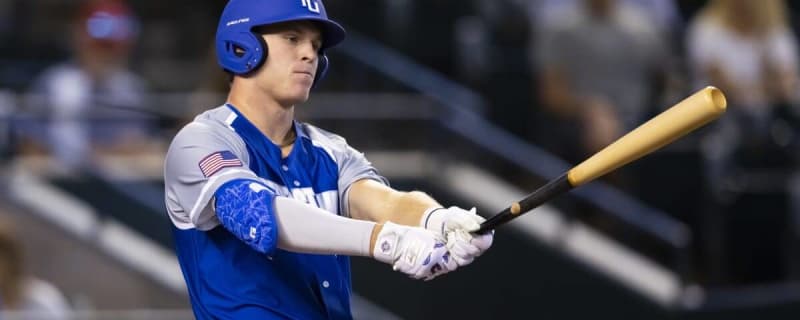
[372, 222, 458, 280]
[421, 206, 494, 267]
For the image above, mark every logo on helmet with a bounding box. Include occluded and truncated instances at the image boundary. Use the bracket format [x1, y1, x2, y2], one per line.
[226, 18, 250, 27]
[301, 0, 320, 14]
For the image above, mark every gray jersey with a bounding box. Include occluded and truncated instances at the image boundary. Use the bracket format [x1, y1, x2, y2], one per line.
[164, 105, 387, 231]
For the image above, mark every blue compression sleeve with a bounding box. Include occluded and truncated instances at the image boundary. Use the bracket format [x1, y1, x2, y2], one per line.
[214, 179, 278, 255]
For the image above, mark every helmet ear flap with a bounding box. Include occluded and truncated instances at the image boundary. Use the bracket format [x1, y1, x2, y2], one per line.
[217, 31, 268, 75]
[313, 54, 329, 88]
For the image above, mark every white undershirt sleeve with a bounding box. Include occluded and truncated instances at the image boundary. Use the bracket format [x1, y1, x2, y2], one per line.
[273, 196, 375, 257]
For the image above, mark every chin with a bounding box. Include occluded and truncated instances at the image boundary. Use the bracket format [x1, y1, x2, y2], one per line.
[296, 85, 313, 99]
[295, 89, 311, 102]
[282, 91, 311, 105]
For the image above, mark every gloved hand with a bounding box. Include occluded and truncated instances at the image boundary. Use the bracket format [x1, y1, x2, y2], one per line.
[421, 206, 494, 267]
[372, 222, 458, 280]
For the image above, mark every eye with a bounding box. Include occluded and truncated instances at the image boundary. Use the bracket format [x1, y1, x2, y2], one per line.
[284, 34, 299, 43]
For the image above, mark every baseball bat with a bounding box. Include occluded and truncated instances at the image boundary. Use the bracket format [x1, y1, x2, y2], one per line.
[475, 86, 727, 234]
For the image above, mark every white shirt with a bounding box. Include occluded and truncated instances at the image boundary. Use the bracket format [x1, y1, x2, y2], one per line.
[687, 17, 799, 114]
[1, 277, 70, 320]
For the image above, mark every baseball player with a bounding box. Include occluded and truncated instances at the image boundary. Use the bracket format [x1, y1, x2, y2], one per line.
[164, 0, 493, 319]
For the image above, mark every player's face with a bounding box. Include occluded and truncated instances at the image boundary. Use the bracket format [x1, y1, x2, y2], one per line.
[255, 21, 322, 106]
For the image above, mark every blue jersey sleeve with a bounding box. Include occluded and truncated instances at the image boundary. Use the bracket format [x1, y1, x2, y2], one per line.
[214, 179, 279, 255]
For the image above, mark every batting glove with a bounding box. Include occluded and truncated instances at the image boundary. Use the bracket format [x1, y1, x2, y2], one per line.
[372, 222, 458, 281]
[421, 206, 494, 267]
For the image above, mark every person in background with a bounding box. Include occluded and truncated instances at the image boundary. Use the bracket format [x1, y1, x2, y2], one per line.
[534, 0, 673, 165]
[25, 0, 154, 170]
[0, 217, 69, 319]
[687, 0, 800, 284]
[687, 0, 799, 149]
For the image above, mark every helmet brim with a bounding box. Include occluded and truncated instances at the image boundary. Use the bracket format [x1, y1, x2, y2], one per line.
[257, 15, 346, 51]
[308, 17, 346, 51]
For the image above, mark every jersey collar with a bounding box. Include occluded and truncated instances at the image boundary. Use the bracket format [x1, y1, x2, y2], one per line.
[224, 103, 306, 160]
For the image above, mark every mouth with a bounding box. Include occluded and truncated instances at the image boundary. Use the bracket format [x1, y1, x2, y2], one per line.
[294, 71, 314, 78]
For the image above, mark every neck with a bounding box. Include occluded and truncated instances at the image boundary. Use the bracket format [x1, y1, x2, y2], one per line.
[228, 82, 296, 147]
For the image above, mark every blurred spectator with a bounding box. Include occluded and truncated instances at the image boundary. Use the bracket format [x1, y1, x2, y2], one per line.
[534, 0, 674, 164]
[687, 0, 800, 284]
[688, 0, 799, 157]
[0, 217, 69, 319]
[23, 0, 155, 170]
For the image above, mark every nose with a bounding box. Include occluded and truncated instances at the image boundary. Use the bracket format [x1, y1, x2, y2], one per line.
[299, 41, 318, 64]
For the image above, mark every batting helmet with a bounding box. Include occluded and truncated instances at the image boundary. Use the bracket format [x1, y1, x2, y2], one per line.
[215, 0, 345, 85]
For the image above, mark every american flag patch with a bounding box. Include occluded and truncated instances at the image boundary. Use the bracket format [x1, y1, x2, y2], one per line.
[198, 151, 242, 177]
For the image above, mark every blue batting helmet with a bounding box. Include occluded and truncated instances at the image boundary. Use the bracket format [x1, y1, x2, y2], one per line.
[215, 0, 346, 85]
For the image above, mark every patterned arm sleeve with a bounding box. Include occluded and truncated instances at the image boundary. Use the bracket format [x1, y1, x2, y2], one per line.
[214, 179, 279, 255]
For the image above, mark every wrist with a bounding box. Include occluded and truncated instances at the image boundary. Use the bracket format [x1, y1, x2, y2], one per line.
[420, 207, 445, 232]
[371, 222, 400, 264]
[369, 223, 383, 256]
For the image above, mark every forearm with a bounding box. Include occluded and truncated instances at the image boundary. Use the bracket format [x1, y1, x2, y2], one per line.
[381, 191, 441, 226]
[348, 179, 442, 226]
[273, 197, 376, 256]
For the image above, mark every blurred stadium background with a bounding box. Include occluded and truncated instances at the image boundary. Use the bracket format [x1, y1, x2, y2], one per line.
[1, 0, 800, 319]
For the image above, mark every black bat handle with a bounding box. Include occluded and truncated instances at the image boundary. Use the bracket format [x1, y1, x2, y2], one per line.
[474, 173, 573, 234]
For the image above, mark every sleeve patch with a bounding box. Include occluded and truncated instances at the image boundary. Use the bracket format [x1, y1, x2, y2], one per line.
[199, 150, 243, 177]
